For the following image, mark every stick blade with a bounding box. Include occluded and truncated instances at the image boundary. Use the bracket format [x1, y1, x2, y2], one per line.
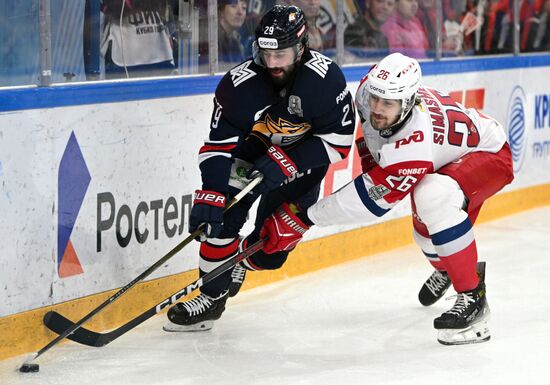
[43, 311, 106, 347]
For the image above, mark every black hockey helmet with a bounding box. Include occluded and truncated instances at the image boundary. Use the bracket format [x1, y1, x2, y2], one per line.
[252, 5, 308, 68]
[255, 5, 308, 49]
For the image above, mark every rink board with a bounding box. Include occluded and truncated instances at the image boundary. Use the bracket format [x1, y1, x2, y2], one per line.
[1, 55, 550, 359]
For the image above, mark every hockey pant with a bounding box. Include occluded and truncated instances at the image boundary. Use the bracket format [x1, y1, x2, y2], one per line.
[411, 143, 514, 292]
[199, 166, 328, 297]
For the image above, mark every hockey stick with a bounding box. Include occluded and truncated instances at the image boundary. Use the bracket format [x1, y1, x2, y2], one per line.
[25, 177, 261, 366]
[44, 238, 266, 347]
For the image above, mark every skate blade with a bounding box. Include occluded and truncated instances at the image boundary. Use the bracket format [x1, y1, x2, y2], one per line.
[162, 320, 215, 332]
[437, 320, 491, 345]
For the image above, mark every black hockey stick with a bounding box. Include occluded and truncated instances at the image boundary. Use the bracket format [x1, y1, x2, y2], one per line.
[22, 177, 261, 367]
[43, 238, 266, 347]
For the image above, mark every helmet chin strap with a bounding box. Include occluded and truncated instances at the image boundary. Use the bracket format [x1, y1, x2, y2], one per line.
[377, 99, 416, 138]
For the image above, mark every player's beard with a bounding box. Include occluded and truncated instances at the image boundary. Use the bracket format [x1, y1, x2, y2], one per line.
[370, 113, 391, 131]
[268, 63, 297, 87]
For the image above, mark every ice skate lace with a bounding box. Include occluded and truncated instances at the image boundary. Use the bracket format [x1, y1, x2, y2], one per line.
[231, 264, 246, 284]
[425, 271, 449, 295]
[181, 294, 213, 316]
[445, 292, 475, 315]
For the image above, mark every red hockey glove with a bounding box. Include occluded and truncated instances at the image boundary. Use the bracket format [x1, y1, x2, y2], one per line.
[189, 189, 226, 240]
[260, 203, 310, 254]
[356, 137, 377, 172]
[248, 145, 299, 194]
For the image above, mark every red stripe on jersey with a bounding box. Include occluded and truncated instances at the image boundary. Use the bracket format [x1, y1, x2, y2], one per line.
[200, 238, 239, 261]
[199, 144, 237, 154]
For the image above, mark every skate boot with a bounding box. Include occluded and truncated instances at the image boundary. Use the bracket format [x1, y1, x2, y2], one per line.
[228, 264, 247, 297]
[163, 291, 228, 332]
[434, 262, 490, 345]
[418, 269, 451, 306]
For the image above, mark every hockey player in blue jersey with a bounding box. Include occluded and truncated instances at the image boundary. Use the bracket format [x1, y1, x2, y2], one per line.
[164, 4, 356, 331]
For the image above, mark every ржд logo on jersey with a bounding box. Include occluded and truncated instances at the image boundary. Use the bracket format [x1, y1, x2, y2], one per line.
[230, 60, 256, 87]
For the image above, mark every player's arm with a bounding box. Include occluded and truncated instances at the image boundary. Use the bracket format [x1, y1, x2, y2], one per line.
[260, 160, 432, 253]
[309, 159, 433, 225]
[190, 95, 246, 238]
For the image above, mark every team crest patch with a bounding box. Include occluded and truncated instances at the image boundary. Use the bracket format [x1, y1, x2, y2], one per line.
[368, 184, 390, 201]
[288, 95, 303, 117]
[304, 51, 332, 78]
[230, 60, 256, 87]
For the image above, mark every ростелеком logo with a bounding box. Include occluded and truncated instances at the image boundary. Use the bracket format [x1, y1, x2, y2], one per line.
[58, 131, 91, 278]
[506, 86, 527, 173]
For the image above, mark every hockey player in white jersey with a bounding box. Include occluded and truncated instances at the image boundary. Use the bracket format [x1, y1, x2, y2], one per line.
[259, 52, 514, 345]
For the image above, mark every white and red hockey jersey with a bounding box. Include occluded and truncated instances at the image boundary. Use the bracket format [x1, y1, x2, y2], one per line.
[307, 85, 507, 226]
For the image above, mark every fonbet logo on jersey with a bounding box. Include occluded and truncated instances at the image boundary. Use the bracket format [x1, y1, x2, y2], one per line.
[252, 114, 311, 145]
[506, 86, 527, 173]
[58, 131, 91, 278]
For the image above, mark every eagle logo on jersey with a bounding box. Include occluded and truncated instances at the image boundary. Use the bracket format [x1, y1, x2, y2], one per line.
[230, 60, 256, 87]
[252, 114, 311, 146]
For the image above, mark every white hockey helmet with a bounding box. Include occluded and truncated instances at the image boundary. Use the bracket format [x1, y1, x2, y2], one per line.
[357, 53, 422, 134]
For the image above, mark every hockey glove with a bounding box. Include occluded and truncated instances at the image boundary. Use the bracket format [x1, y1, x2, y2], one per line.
[260, 203, 310, 254]
[189, 189, 226, 241]
[356, 137, 377, 172]
[248, 145, 299, 194]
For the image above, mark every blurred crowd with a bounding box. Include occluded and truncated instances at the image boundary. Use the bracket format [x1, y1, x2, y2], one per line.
[84, 0, 550, 78]
[0, 0, 548, 85]
[204, 0, 550, 70]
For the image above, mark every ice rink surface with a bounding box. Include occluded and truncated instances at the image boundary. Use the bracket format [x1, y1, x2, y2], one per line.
[2, 206, 549, 385]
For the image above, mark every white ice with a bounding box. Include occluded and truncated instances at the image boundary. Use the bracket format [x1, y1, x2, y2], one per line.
[2, 206, 549, 385]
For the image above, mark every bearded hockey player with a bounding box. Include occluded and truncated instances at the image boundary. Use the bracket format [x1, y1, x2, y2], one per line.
[164, 5, 355, 331]
[261, 52, 514, 345]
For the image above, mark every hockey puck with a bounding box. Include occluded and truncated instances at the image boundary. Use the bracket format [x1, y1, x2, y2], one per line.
[19, 363, 40, 373]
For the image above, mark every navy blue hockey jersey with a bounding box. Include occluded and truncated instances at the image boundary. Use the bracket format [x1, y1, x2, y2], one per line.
[198, 49, 356, 193]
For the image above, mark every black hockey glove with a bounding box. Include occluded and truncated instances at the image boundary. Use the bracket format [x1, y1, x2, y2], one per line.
[189, 189, 226, 241]
[247, 145, 299, 194]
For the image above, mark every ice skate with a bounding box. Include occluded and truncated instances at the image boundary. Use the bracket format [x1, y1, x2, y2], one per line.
[418, 269, 451, 306]
[163, 291, 228, 332]
[434, 262, 490, 345]
[228, 264, 247, 297]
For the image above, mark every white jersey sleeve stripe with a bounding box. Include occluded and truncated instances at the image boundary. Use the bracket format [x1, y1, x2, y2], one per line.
[204, 136, 240, 145]
[198, 152, 232, 164]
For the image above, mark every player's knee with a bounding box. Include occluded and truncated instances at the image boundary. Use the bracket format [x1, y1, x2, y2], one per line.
[413, 174, 466, 228]
[248, 250, 289, 270]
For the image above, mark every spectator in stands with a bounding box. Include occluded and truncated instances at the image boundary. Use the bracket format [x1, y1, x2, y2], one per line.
[218, 0, 248, 70]
[525, 0, 550, 51]
[480, 0, 535, 54]
[344, 0, 395, 58]
[288, 0, 335, 51]
[240, 0, 277, 58]
[381, 0, 429, 58]
[417, 0, 471, 56]
[84, 0, 177, 80]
